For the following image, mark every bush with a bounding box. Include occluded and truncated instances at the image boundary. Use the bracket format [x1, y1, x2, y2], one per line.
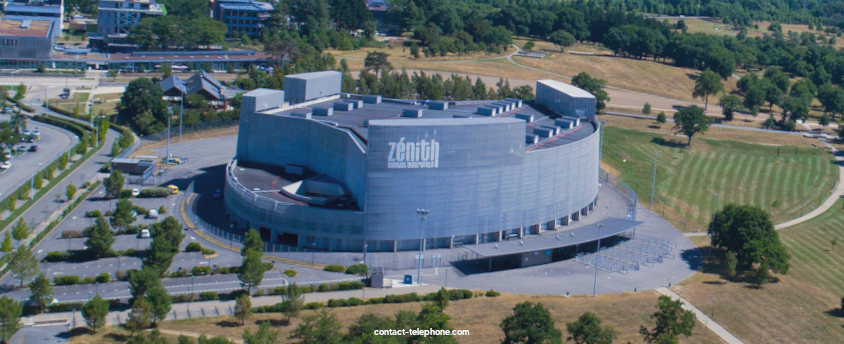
[120, 248, 139, 257]
[60, 230, 83, 238]
[158, 205, 166, 214]
[199, 291, 219, 301]
[82, 182, 91, 189]
[191, 266, 212, 276]
[139, 187, 171, 198]
[132, 205, 147, 215]
[272, 286, 287, 295]
[323, 265, 345, 273]
[95, 273, 110, 283]
[318, 283, 329, 292]
[283, 269, 297, 277]
[83, 276, 96, 284]
[54, 275, 81, 285]
[201, 248, 216, 256]
[304, 302, 323, 310]
[327, 298, 346, 307]
[448, 289, 474, 300]
[337, 281, 365, 290]
[346, 297, 363, 306]
[345, 263, 369, 276]
[104, 210, 113, 216]
[48, 302, 84, 313]
[85, 210, 102, 218]
[119, 189, 133, 199]
[366, 297, 383, 305]
[485, 290, 500, 297]
[44, 251, 71, 262]
[185, 242, 202, 252]
[116, 270, 130, 281]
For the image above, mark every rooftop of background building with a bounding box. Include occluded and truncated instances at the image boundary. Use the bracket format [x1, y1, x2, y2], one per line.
[0, 18, 52, 38]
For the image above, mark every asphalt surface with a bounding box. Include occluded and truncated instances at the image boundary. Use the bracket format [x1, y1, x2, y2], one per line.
[0, 113, 77, 200]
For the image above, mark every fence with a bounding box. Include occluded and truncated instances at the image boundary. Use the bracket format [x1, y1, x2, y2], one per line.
[599, 168, 637, 220]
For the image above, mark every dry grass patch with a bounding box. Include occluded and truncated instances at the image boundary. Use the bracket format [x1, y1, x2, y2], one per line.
[157, 292, 723, 344]
[131, 125, 239, 158]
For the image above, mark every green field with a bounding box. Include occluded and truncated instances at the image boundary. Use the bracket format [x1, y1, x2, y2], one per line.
[602, 126, 837, 230]
[781, 199, 844, 295]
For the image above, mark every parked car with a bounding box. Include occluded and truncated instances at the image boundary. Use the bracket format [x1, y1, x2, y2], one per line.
[28, 145, 37, 152]
[166, 185, 179, 194]
[32, 129, 40, 139]
[0, 161, 10, 169]
[147, 209, 158, 219]
[140, 229, 151, 238]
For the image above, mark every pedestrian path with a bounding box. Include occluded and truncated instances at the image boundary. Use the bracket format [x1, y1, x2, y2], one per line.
[774, 141, 843, 230]
[655, 287, 743, 344]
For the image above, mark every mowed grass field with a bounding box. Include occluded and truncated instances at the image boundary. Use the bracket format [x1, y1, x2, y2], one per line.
[602, 126, 837, 230]
[781, 199, 844, 296]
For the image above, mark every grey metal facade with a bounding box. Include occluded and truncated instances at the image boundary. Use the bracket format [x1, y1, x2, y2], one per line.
[226, 79, 600, 252]
[283, 71, 342, 103]
[536, 80, 597, 118]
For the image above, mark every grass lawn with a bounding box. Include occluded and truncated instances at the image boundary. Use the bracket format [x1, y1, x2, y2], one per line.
[781, 199, 844, 296]
[149, 292, 723, 344]
[601, 126, 837, 230]
[73, 92, 89, 102]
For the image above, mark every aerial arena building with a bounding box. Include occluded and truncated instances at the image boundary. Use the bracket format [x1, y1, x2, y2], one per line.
[224, 71, 603, 252]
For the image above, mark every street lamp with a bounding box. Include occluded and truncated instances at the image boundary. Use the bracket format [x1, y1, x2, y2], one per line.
[650, 150, 658, 208]
[166, 106, 173, 166]
[416, 208, 430, 286]
[592, 223, 604, 297]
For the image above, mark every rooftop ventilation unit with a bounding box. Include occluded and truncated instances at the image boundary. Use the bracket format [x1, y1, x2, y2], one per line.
[492, 101, 512, 112]
[333, 102, 354, 111]
[561, 116, 580, 126]
[453, 114, 471, 118]
[429, 101, 449, 110]
[289, 111, 312, 119]
[555, 119, 574, 129]
[313, 107, 333, 116]
[515, 113, 534, 122]
[526, 135, 539, 144]
[346, 99, 363, 109]
[505, 98, 523, 108]
[363, 95, 382, 104]
[477, 107, 497, 116]
[533, 127, 554, 138]
[401, 108, 424, 118]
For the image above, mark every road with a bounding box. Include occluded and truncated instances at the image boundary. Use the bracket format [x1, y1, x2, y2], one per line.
[0, 114, 77, 200]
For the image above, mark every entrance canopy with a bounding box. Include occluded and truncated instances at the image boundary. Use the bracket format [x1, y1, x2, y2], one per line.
[466, 218, 643, 258]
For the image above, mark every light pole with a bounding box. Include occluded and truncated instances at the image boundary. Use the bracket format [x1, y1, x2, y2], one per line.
[708, 192, 718, 259]
[650, 150, 658, 208]
[592, 223, 604, 297]
[166, 106, 172, 165]
[179, 95, 183, 142]
[416, 208, 430, 286]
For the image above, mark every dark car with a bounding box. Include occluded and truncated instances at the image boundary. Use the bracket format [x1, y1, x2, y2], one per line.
[28, 145, 37, 152]
[213, 189, 222, 199]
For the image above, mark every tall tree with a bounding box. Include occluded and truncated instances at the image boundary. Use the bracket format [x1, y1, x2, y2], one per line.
[238, 250, 267, 295]
[709, 204, 790, 284]
[129, 267, 163, 301]
[718, 94, 742, 121]
[281, 283, 305, 324]
[104, 169, 124, 199]
[549, 30, 575, 52]
[0, 296, 22, 343]
[126, 297, 152, 336]
[0, 232, 11, 254]
[118, 78, 169, 135]
[639, 295, 695, 344]
[415, 302, 457, 344]
[500, 302, 562, 344]
[148, 284, 171, 325]
[673, 106, 711, 146]
[86, 216, 115, 259]
[82, 296, 109, 333]
[241, 229, 263, 256]
[235, 294, 252, 326]
[9, 244, 38, 287]
[692, 69, 723, 111]
[566, 312, 617, 344]
[11, 219, 29, 242]
[65, 183, 77, 201]
[571, 72, 610, 112]
[818, 84, 844, 120]
[110, 199, 135, 232]
[243, 321, 278, 344]
[29, 273, 53, 314]
[291, 309, 342, 344]
[364, 51, 392, 78]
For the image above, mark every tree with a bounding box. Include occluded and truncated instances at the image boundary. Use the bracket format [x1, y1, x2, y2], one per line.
[410, 42, 420, 58]
[104, 169, 124, 199]
[9, 244, 38, 287]
[549, 30, 575, 52]
[642, 103, 651, 115]
[820, 114, 831, 127]
[238, 250, 266, 295]
[566, 312, 616, 344]
[33, 173, 43, 189]
[161, 63, 173, 77]
[235, 294, 252, 325]
[656, 112, 666, 124]
[281, 283, 305, 324]
[291, 309, 343, 344]
[673, 106, 711, 146]
[82, 295, 109, 333]
[86, 216, 115, 258]
[126, 297, 152, 336]
[640, 295, 695, 344]
[111, 142, 121, 156]
[110, 199, 135, 232]
[243, 321, 278, 344]
[692, 69, 723, 111]
[364, 51, 392, 77]
[148, 284, 171, 325]
[500, 302, 562, 344]
[345, 313, 397, 343]
[118, 78, 169, 135]
[13, 83, 26, 101]
[241, 229, 263, 256]
[523, 40, 535, 51]
[721, 251, 737, 280]
[29, 273, 53, 313]
[129, 267, 163, 300]
[11, 220, 28, 242]
[0, 232, 11, 254]
[709, 204, 790, 284]
[414, 302, 457, 343]
[571, 72, 610, 112]
[0, 296, 22, 343]
[818, 84, 844, 119]
[718, 94, 742, 121]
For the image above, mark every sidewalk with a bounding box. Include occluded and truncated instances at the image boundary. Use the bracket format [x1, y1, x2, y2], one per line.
[655, 287, 743, 344]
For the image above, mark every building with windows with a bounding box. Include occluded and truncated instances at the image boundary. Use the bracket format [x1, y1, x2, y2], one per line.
[225, 71, 602, 252]
[95, 0, 166, 46]
[159, 71, 243, 109]
[2, 0, 63, 37]
[212, 0, 272, 39]
[0, 18, 55, 61]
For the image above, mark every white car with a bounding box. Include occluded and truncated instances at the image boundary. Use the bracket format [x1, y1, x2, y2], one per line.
[131, 188, 140, 197]
[0, 161, 10, 169]
[140, 229, 151, 238]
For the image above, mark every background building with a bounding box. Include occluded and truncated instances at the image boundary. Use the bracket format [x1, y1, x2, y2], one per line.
[2, 0, 63, 37]
[95, 0, 166, 47]
[212, 0, 272, 39]
[0, 18, 55, 61]
[159, 71, 243, 109]
[225, 72, 601, 252]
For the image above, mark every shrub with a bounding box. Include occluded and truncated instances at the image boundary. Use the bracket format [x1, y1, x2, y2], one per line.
[327, 299, 346, 307]
[283, 269, 297, 277]
[139, 187, 171, 198]
[44, 251, 71, 262]
[254, 288, 266, 297]
[323, 265, 345, 273]
[201, 248, 216, 256]
[318, 283, 329, 292]
[82, 182, 91, 189]
[85, 210, 102, 218]
[116, 270, 130, 281]
[158, 205, 166, 214]
[185, 242, 202, 252]
[346, 297, 363, 306]
[104, 210, 113, 216]
[338, 281, 365, 290]
[83, 276, 96, 284]
[448, 289, 474, 300]
[54, 275, 81, 285]
[366, 297, 383, 305]
[60, 230, 83, 238]
[304, 302, 323, 310]
[199, 291, 218, 301]
[95, 273, 110, 283]
[120, 248, 138, 257]
[191, 266, 211, 276]
[345, 263, 369, 276]
[272, 286, 287, 295]
[131, 205, 147, 215]
[485, 290, 500, 297]
[119, 189, 133, 199]
[48, 302, 84, 313]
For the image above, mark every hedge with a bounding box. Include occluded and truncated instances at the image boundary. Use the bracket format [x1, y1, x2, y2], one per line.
[139, 187, 171, 198]
[323, 265, 345, 273]
[257, 289, 477, 313]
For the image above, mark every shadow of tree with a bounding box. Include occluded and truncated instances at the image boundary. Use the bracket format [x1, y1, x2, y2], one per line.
[650, 137, 686, 149]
